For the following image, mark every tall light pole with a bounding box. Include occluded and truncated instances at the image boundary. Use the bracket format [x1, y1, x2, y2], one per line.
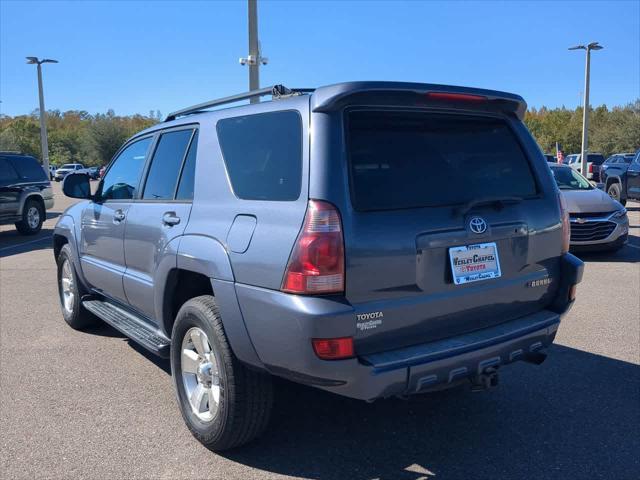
[239, 0, 268, 103]
[569, 42, 603, 177]
[26, 56, 58, 174]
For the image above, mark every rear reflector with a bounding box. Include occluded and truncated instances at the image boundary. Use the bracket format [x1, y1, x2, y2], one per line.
[281, 200, 345, 294]
[425, 92, 487, 103]
[568, 284, 577, 302]
[312, 337, 354, 360]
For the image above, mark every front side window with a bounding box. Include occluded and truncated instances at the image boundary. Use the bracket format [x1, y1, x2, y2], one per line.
[143, 129, 194, 200]
[347, 110, 538, 211]
[100, 137, 152, 201]
[217, 111, 302, 201]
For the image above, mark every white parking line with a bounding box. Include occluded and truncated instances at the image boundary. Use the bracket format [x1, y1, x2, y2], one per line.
[0, 235, 53, 253]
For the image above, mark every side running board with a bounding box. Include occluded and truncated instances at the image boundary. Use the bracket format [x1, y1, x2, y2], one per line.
[83, 299, 171, 358]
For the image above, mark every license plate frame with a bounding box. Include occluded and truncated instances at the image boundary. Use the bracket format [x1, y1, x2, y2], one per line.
[449, 242, 502, 285]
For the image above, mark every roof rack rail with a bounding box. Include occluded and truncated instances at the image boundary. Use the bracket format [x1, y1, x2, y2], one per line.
[165, 84, 315, 121]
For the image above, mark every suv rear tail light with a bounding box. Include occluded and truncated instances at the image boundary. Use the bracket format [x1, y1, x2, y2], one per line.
[281, 200, 345, 294]
[589, 164, 593, 174]
[312, 337, 354, 360]
[558, 192, 570, 254]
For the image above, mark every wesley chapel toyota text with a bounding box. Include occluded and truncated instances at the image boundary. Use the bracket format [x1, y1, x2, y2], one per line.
[54, 82, 583, 450]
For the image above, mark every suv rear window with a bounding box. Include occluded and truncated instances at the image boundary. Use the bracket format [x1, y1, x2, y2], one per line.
[587, 154, 605, 165]
[347, 110, 538, 211]
[217, 111, 302, 201]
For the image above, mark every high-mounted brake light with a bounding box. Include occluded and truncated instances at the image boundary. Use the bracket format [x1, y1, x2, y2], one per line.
[312, 337, 354, 360]
[558, 192, 570, 254]
[425, 92, 488, 103]
[281, 200, 345, 294]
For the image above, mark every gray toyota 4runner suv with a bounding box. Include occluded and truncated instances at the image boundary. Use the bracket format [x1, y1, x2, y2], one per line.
[55, 82, 584, 450]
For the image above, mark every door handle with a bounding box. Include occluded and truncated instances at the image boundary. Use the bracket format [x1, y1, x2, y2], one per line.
[113, 209, 126, 223]
[162, 212, 181, 226]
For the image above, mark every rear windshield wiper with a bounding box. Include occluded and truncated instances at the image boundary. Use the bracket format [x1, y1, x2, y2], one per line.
[455, 196, 523, 217]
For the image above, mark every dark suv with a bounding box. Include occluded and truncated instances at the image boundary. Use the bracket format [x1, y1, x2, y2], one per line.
[0, 153, 54, 235]
[601, 149, 640, 205]
[54, 82, 583, 450]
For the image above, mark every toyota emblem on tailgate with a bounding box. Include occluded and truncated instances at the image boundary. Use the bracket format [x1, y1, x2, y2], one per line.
[469, 217, 487, 234]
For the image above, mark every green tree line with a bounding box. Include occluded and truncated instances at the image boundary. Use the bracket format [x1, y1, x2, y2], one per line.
[0, 109, 161, 167]
[1, 101, 638, 167]
[524, 100, 639, 157]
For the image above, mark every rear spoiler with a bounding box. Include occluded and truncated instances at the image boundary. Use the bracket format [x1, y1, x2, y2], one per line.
[311, 82, 527, 120]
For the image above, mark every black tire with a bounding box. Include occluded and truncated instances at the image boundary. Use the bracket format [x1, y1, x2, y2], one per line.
[171, 295, 273, 451]
[15, 198, 44, 235]
[607, 183, 626, 206]
[56, 244, 99, 330]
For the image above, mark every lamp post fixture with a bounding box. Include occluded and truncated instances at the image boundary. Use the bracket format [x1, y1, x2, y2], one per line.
[26, 56, 58, 175]
[239, 0, 268, 103]
[568, 42, 603, 177]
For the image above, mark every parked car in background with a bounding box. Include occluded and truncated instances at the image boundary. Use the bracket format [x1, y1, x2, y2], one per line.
[550, 163, 628, 252]
[54, 163, 85, 182]
[564, 153, 606, 181]
[600, 153, 634, 183]
[48, 164, 58, 180]
[600, 149, 640, 205]
[0, 152, 54, 234]
[77, 166, 100, 180]
[544, 154, 556, 163]
[54, 82, 583, 451]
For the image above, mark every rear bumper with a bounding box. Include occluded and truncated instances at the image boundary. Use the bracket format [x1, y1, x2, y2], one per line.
[236, 253, 583, 401]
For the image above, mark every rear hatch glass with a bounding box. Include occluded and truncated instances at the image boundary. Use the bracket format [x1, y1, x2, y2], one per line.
[347, 111, 537, 211]
[343, 109, 558, 354]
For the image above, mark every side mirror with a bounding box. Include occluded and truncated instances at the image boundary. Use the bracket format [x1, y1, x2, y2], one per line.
[62, 173, 92, 199]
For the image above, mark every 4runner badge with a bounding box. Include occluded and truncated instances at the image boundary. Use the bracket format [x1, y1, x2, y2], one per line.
[356, 311, 384, 331]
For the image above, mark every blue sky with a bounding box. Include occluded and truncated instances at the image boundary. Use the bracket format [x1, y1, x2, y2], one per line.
[1, 0, 638, 117]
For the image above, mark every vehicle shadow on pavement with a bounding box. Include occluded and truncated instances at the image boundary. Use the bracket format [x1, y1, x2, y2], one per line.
[222, 344, 639, 480]
[0, 227, 55, 258]
[573, 234, 640, 264]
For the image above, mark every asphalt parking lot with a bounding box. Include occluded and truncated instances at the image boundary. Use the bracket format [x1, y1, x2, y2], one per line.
[1, 183, 638, 480]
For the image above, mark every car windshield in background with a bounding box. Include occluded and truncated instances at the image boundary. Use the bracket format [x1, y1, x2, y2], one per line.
[61, 164, 76, 169]
[347, 111, 538, 211]
[551, 167, 592, 190]
[588, 154, 605, 165]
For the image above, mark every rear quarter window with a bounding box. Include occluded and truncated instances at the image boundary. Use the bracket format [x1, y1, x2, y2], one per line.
[216, 111, 302, 201]
[346, 110, 538, 211]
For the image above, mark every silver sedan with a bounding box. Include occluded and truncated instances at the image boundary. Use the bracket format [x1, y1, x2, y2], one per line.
[550, 164, 628, 252]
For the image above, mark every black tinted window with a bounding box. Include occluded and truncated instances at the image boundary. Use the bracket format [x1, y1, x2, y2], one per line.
[176, 131, 198, 200]
[100, 137, 152, 201]
[143, 129, 194, 200]
[217, 111, 302, 201]
[9, 156, 47, 182]
[588, 154, 605, 165]
[347, 111, 538, 211]
[0, 158, 20, 183]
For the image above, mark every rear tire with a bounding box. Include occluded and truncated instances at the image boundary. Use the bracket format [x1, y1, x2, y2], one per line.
[171, 295, 273, 451]
[607, 183, 626, 206]
[56, 244, 99, 330]
[15, 198, 44, 235]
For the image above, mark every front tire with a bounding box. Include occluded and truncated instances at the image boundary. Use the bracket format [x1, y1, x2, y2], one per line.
[56, 244, 98, 330]
[607, 183, 626, 206]
[15, 198, 44, 235]
[171, 295, 273, 451]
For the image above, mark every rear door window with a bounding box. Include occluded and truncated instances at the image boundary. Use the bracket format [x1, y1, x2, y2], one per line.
[217, 111, 302, 201]
[143, 129, 194, 200]
[8, 156, 47, 182]
[346, 110, 538, 211]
